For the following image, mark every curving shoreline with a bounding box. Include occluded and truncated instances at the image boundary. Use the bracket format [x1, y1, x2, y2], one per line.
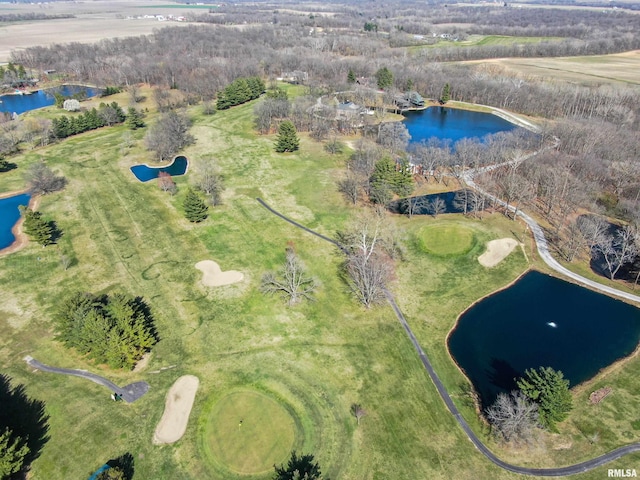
[0, 189, 38, 256]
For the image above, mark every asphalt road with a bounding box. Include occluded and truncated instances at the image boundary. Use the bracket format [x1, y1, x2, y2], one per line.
[25, 356, 149, 403]
[258, 198, 640, 477]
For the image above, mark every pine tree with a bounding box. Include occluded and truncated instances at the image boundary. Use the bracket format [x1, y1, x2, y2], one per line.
[440, 83, 451, 104]
[375, 67, 393, 90]
[19, 206, 54, 246]
[125, 107, 145, 130]
[517, 366, 573, 432]
[274, 120, 300, 153]
[0, 428, 29, 478]
[183, 188, 209, 222]
[347, 69, 356, 84]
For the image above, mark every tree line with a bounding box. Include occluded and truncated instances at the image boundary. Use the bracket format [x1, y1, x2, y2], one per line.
[51, 102, 126, 139]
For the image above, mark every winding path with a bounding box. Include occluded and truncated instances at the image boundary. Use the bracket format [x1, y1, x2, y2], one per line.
[25, 356, 149, 403]
[257, 198, 640, 477]
[463, 170, 640, 305]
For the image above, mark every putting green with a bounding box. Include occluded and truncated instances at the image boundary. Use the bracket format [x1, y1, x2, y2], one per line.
[203, 390, 297, 475]
[416, 224, 476, 256]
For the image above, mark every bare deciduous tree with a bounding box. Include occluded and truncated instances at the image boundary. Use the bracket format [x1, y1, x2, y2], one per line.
[261, 247, 317, 306]
[485, 391, 539, 445]
[400, 195, 427, 219]
[337, 173, 360, 205]
[192, 156, 225, 205]
[24, 161, 66, 195]
[340, 211, 394, 308]
[428, 197, 446, 218]
[596, 225, 638, 280]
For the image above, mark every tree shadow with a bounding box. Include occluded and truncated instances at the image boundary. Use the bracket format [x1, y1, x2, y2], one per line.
[133, 296, 160, 343]
[0, 374, 50, 475]
[0, 161, 18, 173]
[48, 220, 63, 244]
[484, 358, 522, 406]
[107, 452, 135, 480]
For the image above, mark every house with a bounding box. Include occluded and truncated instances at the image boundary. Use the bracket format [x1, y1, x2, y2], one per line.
[278, 71, 308, 84]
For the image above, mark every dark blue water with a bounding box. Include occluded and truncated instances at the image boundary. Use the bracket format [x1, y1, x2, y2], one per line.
[403, 107, 517, 144]
[130, 156, 189, 182]
[390, 190, 468, 215]
[0, 193, 31, 249]
[448, 271, 640, 408]
[0, 85, 99, 115]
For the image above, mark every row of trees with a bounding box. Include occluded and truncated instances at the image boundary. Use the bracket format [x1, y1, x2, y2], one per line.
[55, 292, 157, 369]
[216, 76, 266, 110]
[51, 102, 126, 139]
[19, 206, 59, 247]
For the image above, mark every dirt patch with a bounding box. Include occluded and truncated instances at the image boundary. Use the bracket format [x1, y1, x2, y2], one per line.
[589, 386, 612, 405]
[195, 260, 244, 287]
[153, 375, 199, 445]
[478, 238, 519, 267]
[133, 352, 152, 373]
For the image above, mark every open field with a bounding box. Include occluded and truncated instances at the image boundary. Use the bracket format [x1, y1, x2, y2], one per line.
[1, 88, 640, 479]
[464, 50, 640, 86]
[0, 0, 198, 61]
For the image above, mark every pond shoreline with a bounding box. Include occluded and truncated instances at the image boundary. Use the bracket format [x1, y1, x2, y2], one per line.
[0, 189, 39, 256]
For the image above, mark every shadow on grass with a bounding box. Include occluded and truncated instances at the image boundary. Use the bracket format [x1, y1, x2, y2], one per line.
[107, 452, 135, 480]
[0, 374, 50, 476]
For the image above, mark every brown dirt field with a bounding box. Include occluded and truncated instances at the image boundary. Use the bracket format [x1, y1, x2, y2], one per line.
[464, 51, 640, 86]
[0, 0, 197, 61]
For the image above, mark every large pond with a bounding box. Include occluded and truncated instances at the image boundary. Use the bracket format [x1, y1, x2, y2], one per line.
[403, 106, 517, 144]
[0, 85, 100, 115]
[0, 193, 31, 250]
[448, 271, 640, 408]
[130, 156, 189, 182]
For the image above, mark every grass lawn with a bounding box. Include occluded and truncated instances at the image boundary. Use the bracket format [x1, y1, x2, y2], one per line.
[1, 91, 640, 480]
[415, 223, 476, 256]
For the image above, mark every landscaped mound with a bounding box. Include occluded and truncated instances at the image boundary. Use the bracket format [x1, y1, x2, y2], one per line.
[202, 390, 297, 475]
[195, 260, 244, 287]
[478, 238, 519, 267]
[153, 375, 199, 445]
[416, 224, 476, 257]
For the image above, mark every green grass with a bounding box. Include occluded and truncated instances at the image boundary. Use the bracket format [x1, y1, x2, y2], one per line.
[415, 223, 476, 257]
[202, 390, 297, 475]
[1, 92, 639, 480]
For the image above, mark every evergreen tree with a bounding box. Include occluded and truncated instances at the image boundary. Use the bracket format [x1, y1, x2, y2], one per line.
[274, 120, 300, 153]
[393, 159, 414, 197]
[347, 69, 356, 84]
[247, 76, 266, 99]
[0, 428, 29, 478]
[440, 83, 451, 104]
[375, 67, 393, 90]
[266, 87, 288, 100]
[19, 206, 55, 246]
[17, 64, 26, 80]
[0, 66, 5, 81]
[517, 366, 573, 432]
[273, 451, 327, 480]
[183, 188, 209, 222]
[52, 116, 71, 138]
[125, 107, 145, 130]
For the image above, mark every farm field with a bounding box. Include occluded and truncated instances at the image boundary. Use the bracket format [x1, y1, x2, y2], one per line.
[464, 50, 640, 86]
[1, 87, 640, 480]
[0, 0, 198, 62]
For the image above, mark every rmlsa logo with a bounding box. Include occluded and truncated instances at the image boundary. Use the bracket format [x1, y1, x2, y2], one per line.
[608, 469, 638, 478]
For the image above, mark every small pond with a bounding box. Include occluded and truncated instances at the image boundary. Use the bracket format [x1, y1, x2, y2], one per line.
[403, 106, 517, 145]
[130, 156, 189, 182]
[0, 193, 31, 250]
[389, 190, 470, 216]
[448, 271, 640, 408]
[0, 85, 100, 116]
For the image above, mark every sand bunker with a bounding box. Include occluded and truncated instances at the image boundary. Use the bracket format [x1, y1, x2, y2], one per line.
[195, 260, 244, 287]
[153, 375, 199, 445]
[478, 238, 519, 267]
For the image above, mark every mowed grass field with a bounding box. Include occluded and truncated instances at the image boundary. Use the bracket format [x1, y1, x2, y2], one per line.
[464, 50, 640, 86]
[1, 90, 640, 479]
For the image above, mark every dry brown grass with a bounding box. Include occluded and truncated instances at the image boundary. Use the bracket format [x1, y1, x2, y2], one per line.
[465, 50, 640, 86]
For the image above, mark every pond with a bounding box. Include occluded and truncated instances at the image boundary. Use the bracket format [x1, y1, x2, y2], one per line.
[130, 156, 189, 182]
[389, 190, 469, 215]
[403, 106, 517, 145]
[447, 271, 640, 409]
[0, 193, 31, 250]
[0, 85, 100, 116]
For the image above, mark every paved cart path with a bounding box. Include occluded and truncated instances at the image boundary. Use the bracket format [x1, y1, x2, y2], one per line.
[257, 198, 640, 477]
[25, 356, 149, 403]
